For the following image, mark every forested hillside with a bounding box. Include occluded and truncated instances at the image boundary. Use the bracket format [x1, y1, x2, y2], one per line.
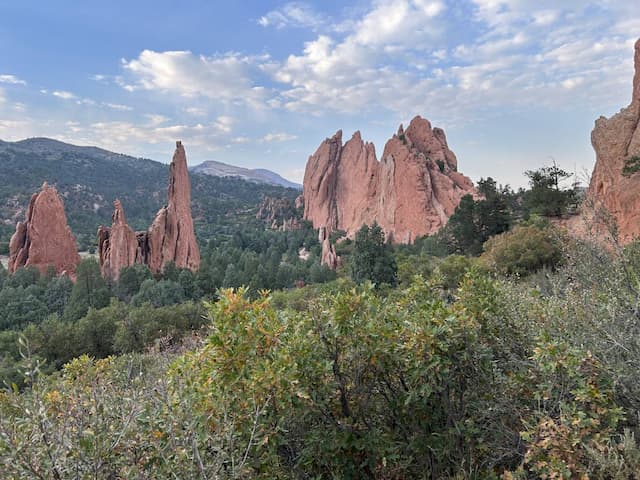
[0, 138, 299, 250]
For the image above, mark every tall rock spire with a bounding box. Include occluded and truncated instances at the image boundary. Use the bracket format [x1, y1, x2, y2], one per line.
[146, 141, 200, 274]
[9, 182, 80, 276]
[97, 141, 200, 279]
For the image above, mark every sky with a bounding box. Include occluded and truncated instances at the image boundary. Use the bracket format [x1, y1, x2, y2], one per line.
[0, 1, 639, 188]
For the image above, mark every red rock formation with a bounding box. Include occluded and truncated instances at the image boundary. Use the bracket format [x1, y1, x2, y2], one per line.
[98, 141, 200, 279]
[587, 39, 640, 243]
[256, 196, 301, 231]
[146, 141, 200, 274]
[319, 226, 339, 270]
[8, 182, 80, 276]
[302, 115, 476, 248]
[97, 200, 143, 280]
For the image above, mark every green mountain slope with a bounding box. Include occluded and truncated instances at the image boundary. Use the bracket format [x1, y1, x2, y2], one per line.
[0, 138, 298, 249]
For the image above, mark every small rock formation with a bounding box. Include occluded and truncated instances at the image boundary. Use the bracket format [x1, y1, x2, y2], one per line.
[256, 196, 301, 231]
[147, 141, 200, 274]
[302, 115, 476, 254]
[97, 200, 143, 280]
[98, 141, 200, 279]
[319, 226, 340, 270]
[587, 38, 640, 243]
[8, 182, 80, 276]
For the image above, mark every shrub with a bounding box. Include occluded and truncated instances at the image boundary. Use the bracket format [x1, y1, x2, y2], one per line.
[482, 224, 564, 276]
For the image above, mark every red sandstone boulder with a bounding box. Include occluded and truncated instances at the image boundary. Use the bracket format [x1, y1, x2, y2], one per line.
[302, 115, 476, 250]
[8, 182, 80, 276]
[587, 39, 640, 243]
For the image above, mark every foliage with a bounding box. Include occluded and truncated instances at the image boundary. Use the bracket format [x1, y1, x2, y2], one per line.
[442, 178, 513, 255]
[4, 259, 640, 477]
[350, 223, 397, 287]
[523, 165, 577, 217]
[482, 222, 565, 276]
[622, 155, 640, 177]
[64, 258, 111, 321]
[435, 254, 479, 290]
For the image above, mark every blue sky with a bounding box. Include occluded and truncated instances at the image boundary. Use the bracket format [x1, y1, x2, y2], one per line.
[0, 1, 639, 187]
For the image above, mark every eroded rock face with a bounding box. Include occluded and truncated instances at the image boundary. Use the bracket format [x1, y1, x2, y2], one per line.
[97, 200, 143, 280]
[8, 182, 80, 276]
[147, 141, 200, 274]
[587, 39, 640, 243]
[97, 141, 200, 279]
[302, 115, 476, 252]
[256, 196, 301, 231]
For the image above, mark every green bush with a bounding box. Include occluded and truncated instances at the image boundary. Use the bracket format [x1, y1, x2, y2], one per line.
[482, 224, 564, 276]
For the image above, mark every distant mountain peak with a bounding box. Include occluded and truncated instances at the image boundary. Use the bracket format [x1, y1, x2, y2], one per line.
[191, 160, 301, 190]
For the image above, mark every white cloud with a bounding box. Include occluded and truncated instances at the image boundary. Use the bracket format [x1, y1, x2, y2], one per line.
[185, 106, 207, 116]
[263, 0, 637, 123]
[0, 87, 5, 104]
[258, 2, 325, 30]
[0, 74, 26, 85]
[104, 103, 133, 111]
[562, 77, 584, 90]
[52, 90, 77, 100]
[262, 132, 297, 142]
[122, 50, 271, 108]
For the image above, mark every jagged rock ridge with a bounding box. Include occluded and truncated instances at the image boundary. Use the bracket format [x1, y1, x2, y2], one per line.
[302, 115, 476, 252]
[8, 182, 80, 276]
[587, 38, 640, 242]
[98, 141, 200, 279]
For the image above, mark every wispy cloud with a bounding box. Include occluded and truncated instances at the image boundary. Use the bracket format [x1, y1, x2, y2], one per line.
[121, 50, 272, 109]
[258, 2, 326, 30]
[0, 74, 26, 85]
[52, 90, 77, 100]
[261, 132, 297, 142]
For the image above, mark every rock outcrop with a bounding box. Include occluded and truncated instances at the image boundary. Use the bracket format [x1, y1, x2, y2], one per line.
[302, 115, 476, 252]
[97, 200, 144, 280]
[97, 141, 200, 279]
[587, 39, 640, 243]
[256, 196, 301, 231]
[319, 227, 340, 270]
[8, 182, 80, 276]
[146, 141, 200, 274]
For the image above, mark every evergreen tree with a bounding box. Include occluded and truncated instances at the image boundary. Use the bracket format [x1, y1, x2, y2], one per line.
[524, 165, 576, 217]
[350, 223, 397, 287]
[64, 258, 111, 321]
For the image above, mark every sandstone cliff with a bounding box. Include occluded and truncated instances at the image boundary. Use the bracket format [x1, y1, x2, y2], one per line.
[8, 182, 80, 276]
[587, 39, 640, 243]
[98, 141, 200, 279]
[302, 115, 476, 247]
